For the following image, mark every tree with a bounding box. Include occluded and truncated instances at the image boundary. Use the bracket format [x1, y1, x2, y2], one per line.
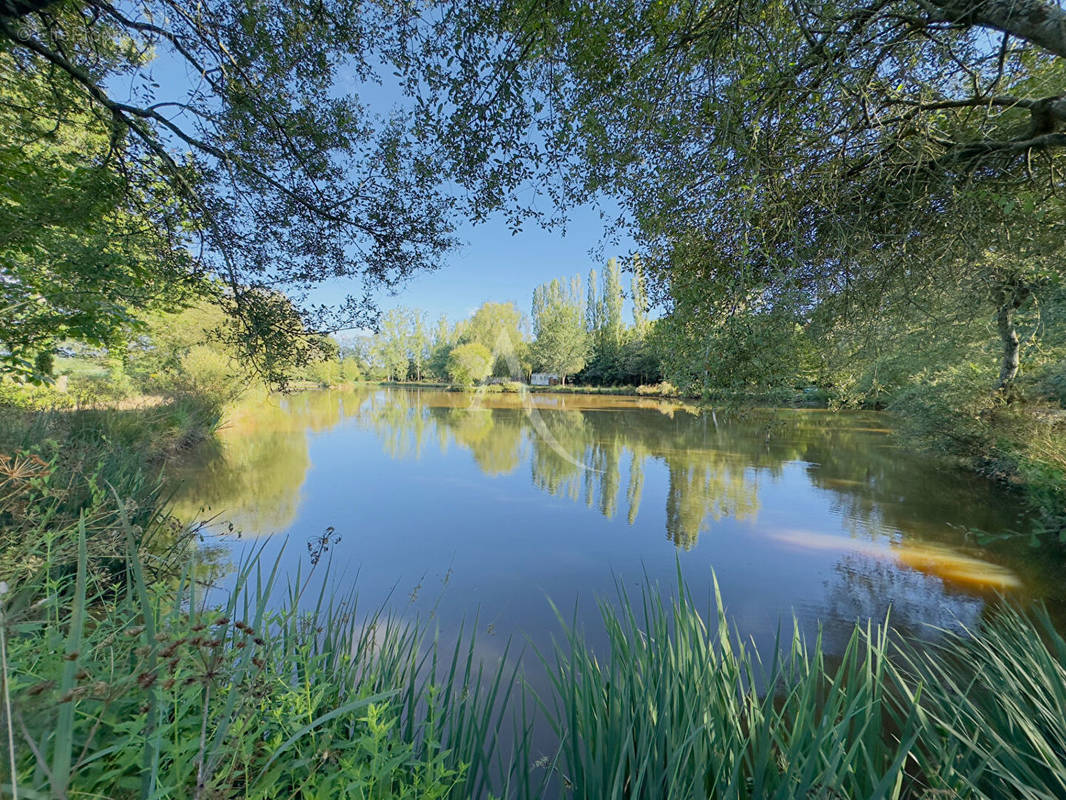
[586, 267, 602, 336]
[427, 315, 456, 381]
[446, 342, 493, 387]
[125, 300, 250, 402]
[375, 308, 411, 382]
[409, 311, 429, 383]
[0, 0, 535, 378]
[425, 0, 1066, 392]
[602, 258, 625, 352]
[631, 255, 650, 338]
[0, 58, 201, 379]
[462, 301, 525, 376]
[532, 277, 589, 383]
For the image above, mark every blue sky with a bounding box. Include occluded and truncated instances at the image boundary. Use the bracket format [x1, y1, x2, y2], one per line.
[312, 202, 637, 328]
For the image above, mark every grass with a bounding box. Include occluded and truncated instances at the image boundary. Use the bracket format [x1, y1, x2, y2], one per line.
[0, 396, 527, 798]
[1, 518, 523, 798]
[537, 573, 1066, 799]
[539, 575, 916, 799]
[5, 525, 1066, 799]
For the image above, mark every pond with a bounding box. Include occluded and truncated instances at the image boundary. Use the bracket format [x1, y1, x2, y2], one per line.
[170, 386, 1063, 696]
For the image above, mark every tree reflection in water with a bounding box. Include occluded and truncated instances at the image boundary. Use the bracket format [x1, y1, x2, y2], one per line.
[170, 387, 1057, 610]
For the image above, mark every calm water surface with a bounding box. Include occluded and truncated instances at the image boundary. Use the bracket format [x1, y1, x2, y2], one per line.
[171, 387, 1063, 679]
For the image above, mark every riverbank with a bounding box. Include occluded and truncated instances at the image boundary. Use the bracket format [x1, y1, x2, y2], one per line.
[5, 505, 1066, 796]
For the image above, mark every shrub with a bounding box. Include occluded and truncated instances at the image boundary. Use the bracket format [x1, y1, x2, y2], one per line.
[302, 358, 343, 387]
[636, 381, 679, 397]
[340, 356, 363, 383]
[446, 343, 493, 387]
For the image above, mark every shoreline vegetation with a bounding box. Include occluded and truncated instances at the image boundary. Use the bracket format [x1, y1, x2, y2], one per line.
[5, 362, 1064, 541]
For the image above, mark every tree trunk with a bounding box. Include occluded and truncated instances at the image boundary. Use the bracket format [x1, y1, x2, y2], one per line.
[997, 302, 1021, 389]
[0, 0, 58, 20]
[994, 279, 1031, 391]
[933, 0, 1066, 59]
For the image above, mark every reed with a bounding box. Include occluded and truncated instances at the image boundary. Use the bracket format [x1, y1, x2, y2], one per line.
[0, 506, 522, 799]
[536, 573, 917, 799]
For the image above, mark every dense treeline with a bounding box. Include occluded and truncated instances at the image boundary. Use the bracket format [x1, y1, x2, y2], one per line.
[348, 258, 662, 387]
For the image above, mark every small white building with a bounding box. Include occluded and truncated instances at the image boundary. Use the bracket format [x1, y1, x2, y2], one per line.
[530, 373, 562, 386]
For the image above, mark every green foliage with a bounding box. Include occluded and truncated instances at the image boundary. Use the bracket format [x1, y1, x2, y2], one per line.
[634, 381, 678, 397]
[543, 575, 917, 799]
[0, 398, 221, 584]
[1, 534, 508, 798]
[0, 53, 201, 380]
[446, 343, 493, 387]
[538, 571, 1066, 800]
[899, 603, 1066, 799]
[340, 356, 364, 383]
[462, 302, 525, 355]
[531, 277, 589, 382]
[0, 0, 524, 375]
[655, 305, 812, 398]
[301, 358, 344, 388]
[126, 301, 254, 402]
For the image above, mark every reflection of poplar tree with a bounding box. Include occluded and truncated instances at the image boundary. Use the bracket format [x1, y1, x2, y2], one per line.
[665, 458, 761, 550]
[584, 454, 597, 509]
[530, 410, 590, 500]
[598, 435, 622, 520]
[626, 449, 645, 525]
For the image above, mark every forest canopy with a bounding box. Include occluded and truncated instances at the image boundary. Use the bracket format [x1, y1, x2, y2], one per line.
[3, 0, 1066, 407]
[0, 0, 542, 381]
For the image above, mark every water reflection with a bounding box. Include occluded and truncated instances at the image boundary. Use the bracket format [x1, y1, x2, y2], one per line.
[170, 387, 1061, 649]
[170, 398, 310, 532]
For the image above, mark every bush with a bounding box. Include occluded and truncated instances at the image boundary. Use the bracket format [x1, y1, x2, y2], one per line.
[340, 356, 364, 383]
[1034, 359, 1066, 407]
[301, 358, 343, 387]
[446, 343, 493, 387]
[636, 381, 679, 397]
